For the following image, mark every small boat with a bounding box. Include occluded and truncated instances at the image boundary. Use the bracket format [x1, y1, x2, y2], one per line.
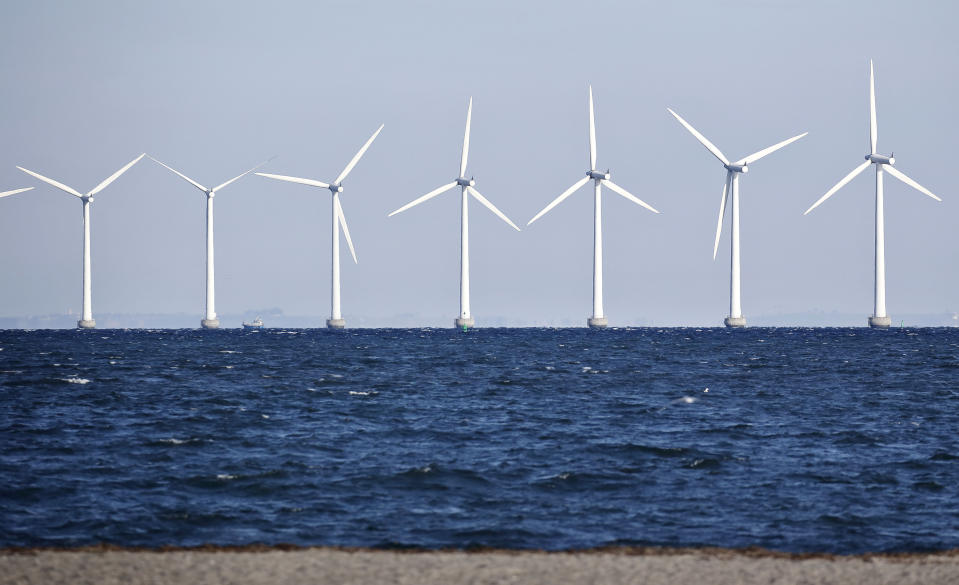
[242, 317, 264, 330]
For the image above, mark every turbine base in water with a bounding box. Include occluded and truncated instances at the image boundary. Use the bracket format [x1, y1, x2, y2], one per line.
[454, 317, 475, 330]
[587, 316, 608, 329]
[869, 315, 892, 329]
[77, 319, 96, 329]
[200, 319, 220, 330]
[724, 316, 747, 328]
[326, 318, 346, 330]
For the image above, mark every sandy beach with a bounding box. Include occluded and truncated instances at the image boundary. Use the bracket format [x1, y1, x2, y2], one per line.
[3, 546, 959, 585]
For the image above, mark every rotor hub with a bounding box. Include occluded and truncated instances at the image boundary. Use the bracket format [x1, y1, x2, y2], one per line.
[725, 164, 748, 174]
[330, 184, 343, 193]
[456, 177, 475, 187]
[867, 154, 895, 165]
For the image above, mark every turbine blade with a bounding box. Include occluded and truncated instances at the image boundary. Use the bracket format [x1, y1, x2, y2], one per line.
[869, 60, 878, 154]
[602, 179, 659, 214]
[89, 153, 145, 196]
[460, 97, 472, 177]
[213, 157, 276, 192]
[388, 181, 457, 216]
[335, 195, 358, 263]
[734, 132, 808, 166]
[588, 85, 597, 169]
[467, 186, 520, 231]
[16, 166, 83, 198]
[0, 187, 33, 199]
[527, 176, 590, 225]
[256, 172, 329, 189]
[884, 165, 942, 202]
[147, 155, 208, 192]
[335, 124, 384, 185]
[804, 160, 872, 215]
[666, 108, 729, 165]
[713, 172, 731, 260]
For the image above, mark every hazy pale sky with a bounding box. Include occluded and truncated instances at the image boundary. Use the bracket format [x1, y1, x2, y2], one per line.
[0, 0, 955, 327]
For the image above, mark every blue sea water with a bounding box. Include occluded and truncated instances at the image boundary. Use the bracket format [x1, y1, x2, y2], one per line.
[1, 327, 958, 553]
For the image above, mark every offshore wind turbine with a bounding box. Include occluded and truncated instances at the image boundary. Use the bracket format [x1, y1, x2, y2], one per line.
[17, 155, 145, 328]
[528, 86, 659, 329]
[804, 60, 941, 329]
[257, 125, 383, 329]
[147, 155, 272, 329]
[388, 98, 520, 330]
[667, 109, 806, 327]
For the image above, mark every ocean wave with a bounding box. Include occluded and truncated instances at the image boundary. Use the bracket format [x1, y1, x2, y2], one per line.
[59, 376, 91, 384]
[3, 327, 959, 553]
[153, 437, 203, 446]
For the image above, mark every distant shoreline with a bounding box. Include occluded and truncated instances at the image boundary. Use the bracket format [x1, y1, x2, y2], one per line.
[1, 324, 958, 330]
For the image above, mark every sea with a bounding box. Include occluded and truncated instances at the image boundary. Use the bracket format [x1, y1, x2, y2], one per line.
[1, 327, 958, 554]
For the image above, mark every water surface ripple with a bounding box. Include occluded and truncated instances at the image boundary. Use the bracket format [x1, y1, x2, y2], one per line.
[1, 327, 958, 553]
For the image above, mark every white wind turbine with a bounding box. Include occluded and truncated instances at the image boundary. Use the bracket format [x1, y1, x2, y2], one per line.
[667, 109, 806, 327]
[804, 60, 942, 329]
[147, 155, 273, 329]
[528, 86, 659, 329]
[388, 98, 520, 330]
[17, 154, 145, 329]
[257, 125, 383, 329]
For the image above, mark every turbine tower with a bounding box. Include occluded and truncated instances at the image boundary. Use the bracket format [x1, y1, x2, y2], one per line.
[148, 156, 272, 329]
[528, 86, 659, 329]
[257, 125, 383, 329]
[18, 154, 144, 329]
[667, 109, 806, 327]
[804, 61, 942, 329]
[388, 98, 520, 330]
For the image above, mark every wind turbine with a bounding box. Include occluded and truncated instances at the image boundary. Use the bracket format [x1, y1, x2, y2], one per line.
[804, 60, 942, 329]
[147, 155, 273, 329]
[257, 125, 383, 329]
[667, 109, 806, 327]
[528, 86, 659, 329]
[17, 154, 144, 329]
[388, 98, 520, 330]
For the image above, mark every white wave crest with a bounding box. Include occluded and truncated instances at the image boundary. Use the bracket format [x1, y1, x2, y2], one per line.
[60, 377, 91, 384]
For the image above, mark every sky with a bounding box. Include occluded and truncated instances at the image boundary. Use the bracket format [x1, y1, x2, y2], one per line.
[0, 0, 956, 327]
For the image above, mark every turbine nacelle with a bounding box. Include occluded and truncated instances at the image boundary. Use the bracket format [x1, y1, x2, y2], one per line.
[867, 154, 895, 165]
[724, 163, 748, 174]
[588, 170, 610, 180]
[329, 184, 344, 194]
[456, 177, 475, 187]
[81, 195, 94, 203]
